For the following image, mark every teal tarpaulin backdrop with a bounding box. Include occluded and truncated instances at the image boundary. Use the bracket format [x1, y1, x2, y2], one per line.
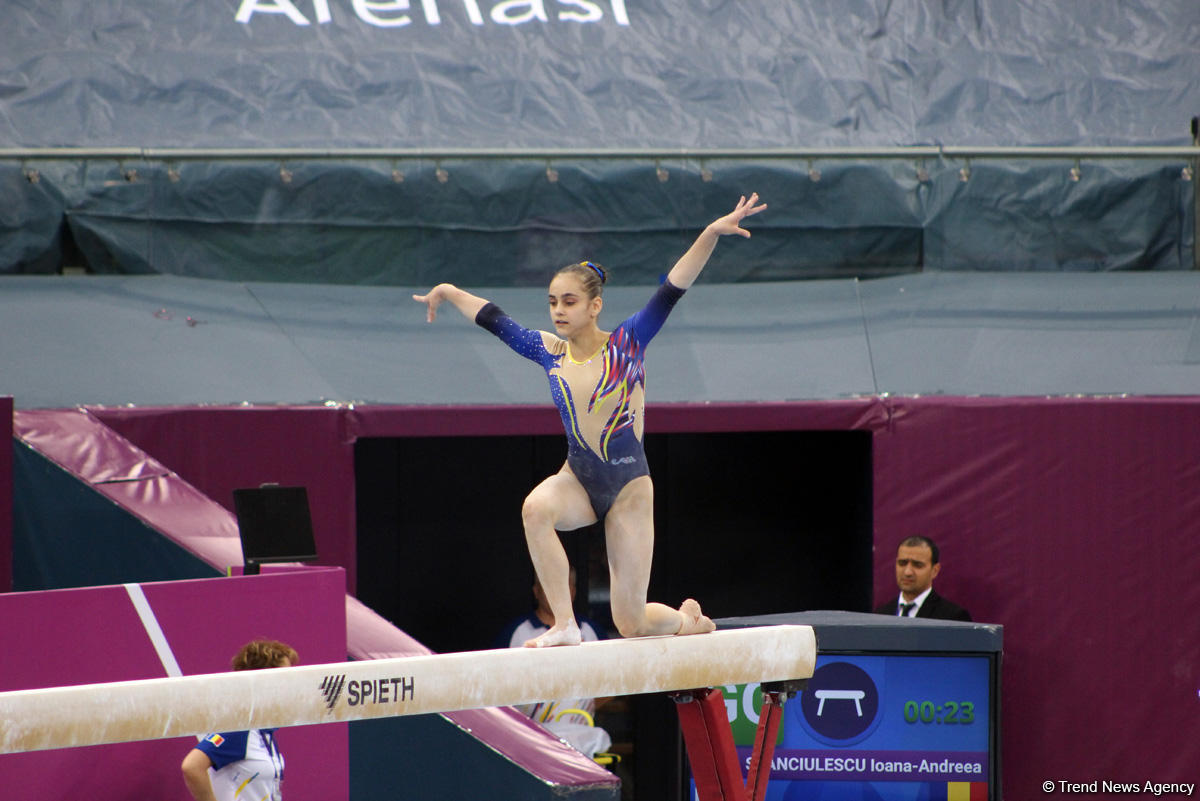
[2, 1, 1197, 280]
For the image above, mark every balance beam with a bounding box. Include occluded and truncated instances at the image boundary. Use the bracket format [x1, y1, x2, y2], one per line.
[0, 624, 815, 754]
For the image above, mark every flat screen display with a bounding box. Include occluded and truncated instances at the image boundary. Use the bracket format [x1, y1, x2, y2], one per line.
[232, 485, 318, 564]
[693, 652, 995, 801]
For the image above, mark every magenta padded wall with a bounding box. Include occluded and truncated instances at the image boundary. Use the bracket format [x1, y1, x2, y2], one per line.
[92, 406, 358, 592]
[1, 396, 11, 592]
[872, 396, 1200, 789]
[79, 397, 1200, 796]
[0, 568, 349, 801]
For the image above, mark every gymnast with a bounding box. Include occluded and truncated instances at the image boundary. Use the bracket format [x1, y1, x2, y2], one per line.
[414, 193, 766, 647]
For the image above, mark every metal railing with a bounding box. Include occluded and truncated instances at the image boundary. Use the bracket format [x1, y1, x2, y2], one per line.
[1, 145, 1198, 160]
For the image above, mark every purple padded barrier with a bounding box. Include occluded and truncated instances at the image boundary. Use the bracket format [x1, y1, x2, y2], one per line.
[343, 399, 888, 438]
[88, 406, 357, 592]
[61, 397, 1200, 796]
[0, 568, 348, 801]
[13, 407, 619, 790]
[1, 396, 11, 592]
[11, 407, 428, 662]
[873, 396, 1200, 793]
[15, 409, 245, 569]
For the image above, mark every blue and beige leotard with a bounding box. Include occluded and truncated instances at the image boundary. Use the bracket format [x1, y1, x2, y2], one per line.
[475, 280, 685, 520]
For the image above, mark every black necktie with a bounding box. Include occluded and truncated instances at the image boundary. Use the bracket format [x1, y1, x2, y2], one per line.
[899, 603, 915, 617]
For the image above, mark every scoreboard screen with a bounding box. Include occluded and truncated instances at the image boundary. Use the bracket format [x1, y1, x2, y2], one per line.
[695, 652, 997, 801]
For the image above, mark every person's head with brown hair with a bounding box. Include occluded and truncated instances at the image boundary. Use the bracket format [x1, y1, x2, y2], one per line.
[553, 260, 608, 301]
[231, 639, 298, 671]
[548, 261, 608, 342]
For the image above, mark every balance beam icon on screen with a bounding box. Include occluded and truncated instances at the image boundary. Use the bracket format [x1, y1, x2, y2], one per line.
[814, 689, 866, 716]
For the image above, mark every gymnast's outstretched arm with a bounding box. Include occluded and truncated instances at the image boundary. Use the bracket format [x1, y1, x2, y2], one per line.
[666, 192, 767, 289]
[412, 283, 489, 323]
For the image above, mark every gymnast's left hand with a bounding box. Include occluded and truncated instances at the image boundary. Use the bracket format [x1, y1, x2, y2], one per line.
[708, 192, 767, 238]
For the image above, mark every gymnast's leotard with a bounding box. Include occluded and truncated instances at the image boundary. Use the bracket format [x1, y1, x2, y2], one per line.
[475, 280, 685, 520]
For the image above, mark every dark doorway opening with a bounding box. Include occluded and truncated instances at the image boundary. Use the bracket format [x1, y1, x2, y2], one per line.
[354, 428, 872, 800]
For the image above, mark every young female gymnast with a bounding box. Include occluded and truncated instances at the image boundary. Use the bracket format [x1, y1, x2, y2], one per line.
[413, 193, 766, 647]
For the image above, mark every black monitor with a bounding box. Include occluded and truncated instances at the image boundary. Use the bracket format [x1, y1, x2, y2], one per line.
[232, 485, 318, 573]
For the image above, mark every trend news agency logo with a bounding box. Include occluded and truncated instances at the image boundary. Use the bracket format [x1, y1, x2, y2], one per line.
[797, 661, 882, 746]
[320, 674, 346, 709]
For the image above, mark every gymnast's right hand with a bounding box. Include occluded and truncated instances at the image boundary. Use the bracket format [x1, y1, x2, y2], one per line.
[412, 283, 452, 323]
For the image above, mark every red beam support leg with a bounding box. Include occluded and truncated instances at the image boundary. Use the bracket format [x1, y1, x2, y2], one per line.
[745, 688, 787, 801]
[672, 680, 807, 801]
[672, 687, 745, 801]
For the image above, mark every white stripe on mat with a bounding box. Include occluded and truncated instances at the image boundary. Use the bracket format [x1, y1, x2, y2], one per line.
[123, 583, 183, 678]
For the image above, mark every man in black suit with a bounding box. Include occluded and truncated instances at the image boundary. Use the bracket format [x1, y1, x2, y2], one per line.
[873, 536, 972, 621]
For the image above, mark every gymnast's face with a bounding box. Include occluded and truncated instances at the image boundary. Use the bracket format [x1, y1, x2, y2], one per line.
[548, 273, 602, 338]
[895, 543, 940, 601]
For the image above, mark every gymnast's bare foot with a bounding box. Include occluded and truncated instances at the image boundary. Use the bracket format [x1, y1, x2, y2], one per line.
[524, 619, 582, 647]
[677, 598, 716, 636]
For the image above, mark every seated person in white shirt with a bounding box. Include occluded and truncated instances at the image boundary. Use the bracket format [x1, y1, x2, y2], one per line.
[496, 567, 612, 757]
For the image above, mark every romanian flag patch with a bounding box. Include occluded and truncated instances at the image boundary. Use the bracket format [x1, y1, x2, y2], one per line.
[206, 734, 225, 747]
